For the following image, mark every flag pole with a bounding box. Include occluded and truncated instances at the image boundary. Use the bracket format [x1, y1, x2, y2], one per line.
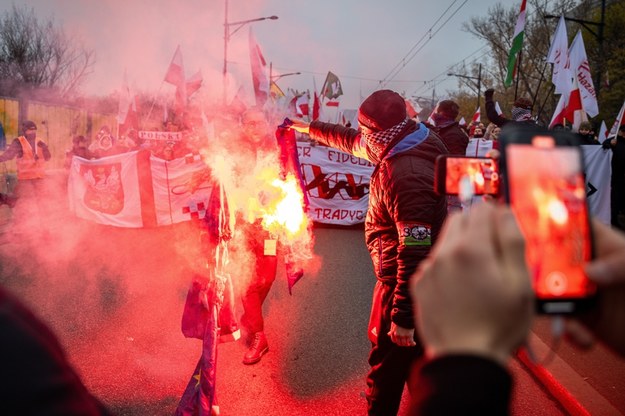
[514, 48, 522, 101]
[145, 81, 166, 125]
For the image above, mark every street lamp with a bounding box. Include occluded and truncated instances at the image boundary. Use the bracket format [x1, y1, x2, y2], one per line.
[271, 72, 301, 81]
[447, 63, 482, 110]
[223, 0, 278, 104]
[544, 0, 605, 97]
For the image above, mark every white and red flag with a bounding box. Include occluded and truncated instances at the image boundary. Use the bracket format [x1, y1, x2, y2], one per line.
[568, 30, 598, 117]
[312, 90, 321, 121]
[164, 45, 187, 108]
[186, 70, 203, 97]
[296, 93, 310, 118]
[549, 94, 567, 128]
[546, 16, 571, 95]
[248, 28, 270, 107]
[471, 107, 481, 124]
[564, 77, 588, 132]
[609, 100, 625, 137]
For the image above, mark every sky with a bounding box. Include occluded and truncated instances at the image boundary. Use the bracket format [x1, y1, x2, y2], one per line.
[1, 0, 513, 110]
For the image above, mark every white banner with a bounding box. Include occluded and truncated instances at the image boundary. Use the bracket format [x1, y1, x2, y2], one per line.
[150, 154, 216, 226]
[465, 138, 494, 157]
[582, 145, 612, 225]
[68, 151, 143, 227]
[297, 142, 373, 225]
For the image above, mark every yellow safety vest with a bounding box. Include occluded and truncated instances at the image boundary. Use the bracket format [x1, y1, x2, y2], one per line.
[16, 136, 46, 180]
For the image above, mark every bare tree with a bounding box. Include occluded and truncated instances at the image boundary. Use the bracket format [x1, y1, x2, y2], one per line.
[0, 4, 95, 98]
[459, 0, 624, 125]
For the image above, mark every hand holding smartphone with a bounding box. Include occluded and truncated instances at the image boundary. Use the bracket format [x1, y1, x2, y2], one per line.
[499, 124, 596, 314]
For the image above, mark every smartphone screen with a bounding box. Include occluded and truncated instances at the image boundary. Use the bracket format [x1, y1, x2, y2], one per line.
[505, 137, 595, 313]
[436, 156, 499, 195]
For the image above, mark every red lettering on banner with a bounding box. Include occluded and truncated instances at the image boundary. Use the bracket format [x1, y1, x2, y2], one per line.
[327, 150, 374, 167]
[314, 208, 365, 221]
[297, 145, 311, 158]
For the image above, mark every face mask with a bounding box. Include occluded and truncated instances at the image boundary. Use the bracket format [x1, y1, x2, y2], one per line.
[25, 132, 36, 140]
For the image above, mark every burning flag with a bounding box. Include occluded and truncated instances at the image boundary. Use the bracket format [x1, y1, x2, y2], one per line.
[177, 178, 234, 416]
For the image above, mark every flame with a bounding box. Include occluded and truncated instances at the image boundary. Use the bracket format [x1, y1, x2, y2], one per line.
[261, 173, 308, 237]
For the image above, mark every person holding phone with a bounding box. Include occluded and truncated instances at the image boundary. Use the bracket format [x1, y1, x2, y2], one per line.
[408, 202, 625, 415]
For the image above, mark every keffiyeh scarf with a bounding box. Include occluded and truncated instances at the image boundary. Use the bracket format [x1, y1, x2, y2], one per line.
[362, 119, 409, 158]
[511, 107, 533, 121]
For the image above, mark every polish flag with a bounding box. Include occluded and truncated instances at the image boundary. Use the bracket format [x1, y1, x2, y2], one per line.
[164, 45, 186, 106]
[608, 100, 625, 137]
[312, 90, 321, 121]
[564, 77, 587, 132]
[186, 70, 203, 97]
[296, 93, 309, 117]
[549, 94, 566, 128]
[471, 107, 481, 124]
[459, 117, 467, 126]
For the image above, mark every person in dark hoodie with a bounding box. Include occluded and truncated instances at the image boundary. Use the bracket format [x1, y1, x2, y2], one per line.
[290, 89, 448, 416]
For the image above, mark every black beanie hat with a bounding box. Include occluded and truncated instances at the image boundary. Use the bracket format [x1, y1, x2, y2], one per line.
[358, 90, 407, 131]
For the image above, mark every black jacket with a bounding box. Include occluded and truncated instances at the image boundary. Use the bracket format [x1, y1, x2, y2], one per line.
[309, 120, 448, 328]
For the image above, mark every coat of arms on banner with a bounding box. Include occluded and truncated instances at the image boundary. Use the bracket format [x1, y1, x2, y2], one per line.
[81, 163, 124, 214]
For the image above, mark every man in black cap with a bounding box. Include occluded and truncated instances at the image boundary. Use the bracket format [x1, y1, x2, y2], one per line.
[290, 89, 448, 415]
[0, 120, 51, 224]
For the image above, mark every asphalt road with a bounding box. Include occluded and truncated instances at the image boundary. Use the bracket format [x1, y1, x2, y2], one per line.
[0, 200, 622, 415]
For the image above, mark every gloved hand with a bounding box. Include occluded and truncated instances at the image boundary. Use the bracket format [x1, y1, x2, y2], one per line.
[485, 88, 495, 101]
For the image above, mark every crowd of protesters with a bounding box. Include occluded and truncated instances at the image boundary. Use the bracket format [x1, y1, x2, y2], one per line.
[2, 82, 625, 416]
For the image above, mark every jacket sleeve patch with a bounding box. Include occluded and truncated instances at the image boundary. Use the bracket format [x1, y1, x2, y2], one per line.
[397, 222, 432, 246]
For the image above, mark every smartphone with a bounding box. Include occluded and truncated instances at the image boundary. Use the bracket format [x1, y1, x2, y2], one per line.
[499, 124, 596, 314]
[434, 155, 499, 196]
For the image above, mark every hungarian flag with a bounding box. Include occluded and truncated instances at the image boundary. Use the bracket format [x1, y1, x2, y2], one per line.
[504, 0, 527, 87]
[568, 30, 599, 117]
[248, 28, 270, 107]
[546, 16, 571, 95]
[165, 45, 187, 108]
[321, 71, 343, 106]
